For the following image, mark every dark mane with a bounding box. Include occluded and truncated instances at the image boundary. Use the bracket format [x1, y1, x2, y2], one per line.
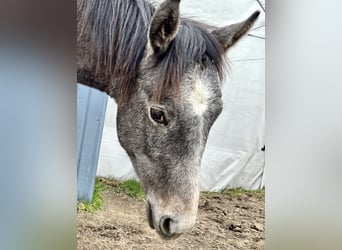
[78, 0, 227, 103]
[78, 0, 154, 101]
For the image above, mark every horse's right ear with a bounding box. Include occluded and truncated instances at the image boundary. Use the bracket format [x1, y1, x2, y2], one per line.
[212, 11, 260, 52]
[149, 0, 181, 57]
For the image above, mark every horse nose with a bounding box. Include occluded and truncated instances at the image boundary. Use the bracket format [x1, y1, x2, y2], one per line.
[159, 216, 178, 238]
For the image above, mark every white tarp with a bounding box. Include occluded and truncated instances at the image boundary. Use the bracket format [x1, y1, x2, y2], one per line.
[97, 0, 265, 191]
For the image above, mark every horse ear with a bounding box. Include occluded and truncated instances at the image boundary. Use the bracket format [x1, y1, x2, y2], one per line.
[212, 11, 260, 52]
[149, 0, 181, 56]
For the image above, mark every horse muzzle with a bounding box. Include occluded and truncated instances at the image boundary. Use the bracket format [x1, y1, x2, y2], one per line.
[145, 195, 198, 239]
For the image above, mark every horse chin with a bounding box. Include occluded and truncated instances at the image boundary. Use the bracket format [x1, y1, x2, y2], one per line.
[156, 231, 182, 240]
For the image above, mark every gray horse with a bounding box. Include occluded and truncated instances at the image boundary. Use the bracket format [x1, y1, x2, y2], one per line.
[77, 0, 259, 239]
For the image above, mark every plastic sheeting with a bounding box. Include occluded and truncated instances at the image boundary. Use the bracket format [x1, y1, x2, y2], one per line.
[97, 0, 265, 191]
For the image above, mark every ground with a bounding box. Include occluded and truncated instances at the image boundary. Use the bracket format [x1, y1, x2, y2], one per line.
[77, 179, 264, 250]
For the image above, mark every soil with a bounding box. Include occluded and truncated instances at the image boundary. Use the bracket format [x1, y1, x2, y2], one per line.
[77, 180, 264, 250]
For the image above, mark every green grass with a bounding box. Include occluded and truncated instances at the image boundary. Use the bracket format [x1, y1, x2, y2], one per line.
[220, 187, 265, 198]
[77, 177, 264, 213]
[77, 178, 106, 213]
[121, 179, 145, 201]
[97, 177, 145, 201]
[201, 187, 265, 199]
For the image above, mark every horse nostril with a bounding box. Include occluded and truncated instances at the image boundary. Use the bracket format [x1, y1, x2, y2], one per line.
[159, 216, 174, 236]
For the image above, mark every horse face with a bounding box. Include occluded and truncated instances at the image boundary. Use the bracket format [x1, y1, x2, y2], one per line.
[117, 63, 223, 238]
[116, 0, 259, 239]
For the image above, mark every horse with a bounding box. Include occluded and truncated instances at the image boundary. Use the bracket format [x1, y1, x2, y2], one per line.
[77, 0, 260, 239]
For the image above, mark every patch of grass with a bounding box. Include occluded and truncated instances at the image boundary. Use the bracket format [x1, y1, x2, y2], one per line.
[94, 177, 145, 201]
[221, 188, 265, 198]
[77, 179, 106, 213]
[121, 179, 145, 201]
[82, 178, 264, 207]
[98, 177, 122, 193]
[202, 188, 265, 198]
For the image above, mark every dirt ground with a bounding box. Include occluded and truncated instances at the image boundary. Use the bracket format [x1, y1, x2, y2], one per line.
[77, 180, 264, 250]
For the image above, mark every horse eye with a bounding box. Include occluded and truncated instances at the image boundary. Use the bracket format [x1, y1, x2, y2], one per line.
[200, 55, 209, 70]
[150, 108, 168, 125]
[201, 56, 208, 65]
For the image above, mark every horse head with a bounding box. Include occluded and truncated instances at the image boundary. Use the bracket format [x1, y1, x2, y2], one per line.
[115, 0, 260, 239]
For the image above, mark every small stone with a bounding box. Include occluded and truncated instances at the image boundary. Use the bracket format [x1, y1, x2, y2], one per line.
[227, 223, 243, 233]
[251, 223, 263, 232]
[204, 200, 210, 208]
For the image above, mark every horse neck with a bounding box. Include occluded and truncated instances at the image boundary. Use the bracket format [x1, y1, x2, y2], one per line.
[77, 0, 154, 101]
[76, 65, 114, 96]
[77, 36, 144, 102]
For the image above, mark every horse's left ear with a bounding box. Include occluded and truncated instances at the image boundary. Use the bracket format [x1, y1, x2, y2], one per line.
[149, 0, 181, 57]
[212, 10, 261, 52]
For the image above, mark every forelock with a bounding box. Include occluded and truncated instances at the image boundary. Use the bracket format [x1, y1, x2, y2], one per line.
[152, 18, 227, 102]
